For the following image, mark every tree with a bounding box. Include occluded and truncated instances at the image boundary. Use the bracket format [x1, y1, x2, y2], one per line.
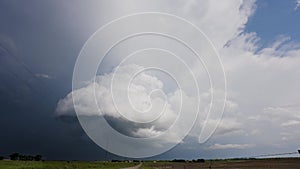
[196, 159, 205, 163]
[34, 155, 42, 161]
[0, 156, 4, 160]
[9, 153, 19, 160]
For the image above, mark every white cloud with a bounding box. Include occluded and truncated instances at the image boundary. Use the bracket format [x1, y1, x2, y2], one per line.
[179, 0, 256, 50]
[295, 0, 300, 10]
[281, 120, 300, 127]
[56, 64, 199, 142]
[133, 126, 163, 138]
[65, 0, 255, 51]
[216, 33, 300, 148]
[56, 0, 300, 155]
[208, 143, 254, 150]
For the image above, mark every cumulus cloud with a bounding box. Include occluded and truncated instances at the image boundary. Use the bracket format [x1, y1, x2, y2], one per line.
[175, 0, 256, 50]
[56, 0, 300, 154]
[203, 33, 300, 152]
[56, 64, 199, 141]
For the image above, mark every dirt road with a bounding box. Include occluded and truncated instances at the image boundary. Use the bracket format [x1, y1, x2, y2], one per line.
[120, 163, 142, 169]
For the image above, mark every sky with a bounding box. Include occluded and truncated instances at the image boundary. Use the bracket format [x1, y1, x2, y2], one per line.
[1, 0, 300, 160]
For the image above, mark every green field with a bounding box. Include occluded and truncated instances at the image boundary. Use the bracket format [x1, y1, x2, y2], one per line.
[2, 158, 300, 169]
[0, 161, 139, 169]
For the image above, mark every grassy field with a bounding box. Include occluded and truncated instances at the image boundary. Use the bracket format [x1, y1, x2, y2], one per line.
[0, 160, 139, 169]
[143, 158, 300, 169]
[1, 158, 300, 169]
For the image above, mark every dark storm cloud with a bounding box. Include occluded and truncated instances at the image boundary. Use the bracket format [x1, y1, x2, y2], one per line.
[0, 0, 109, 160]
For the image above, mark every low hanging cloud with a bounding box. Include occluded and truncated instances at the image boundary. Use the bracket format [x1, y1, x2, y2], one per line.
[208, 143, 254, 150]
[55, 64, 200, 140]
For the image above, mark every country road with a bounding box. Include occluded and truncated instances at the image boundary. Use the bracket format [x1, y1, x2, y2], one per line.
[120, 163, 142, 169]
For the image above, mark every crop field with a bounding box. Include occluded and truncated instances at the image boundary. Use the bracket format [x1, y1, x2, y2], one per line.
[0, 160, 139, 169]
[1, 158, 300, 169]
[143, 158, 300, 169]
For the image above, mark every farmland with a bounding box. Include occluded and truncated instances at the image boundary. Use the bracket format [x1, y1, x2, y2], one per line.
[143, 158, 300, 169]
[1, 158, 300, 169]
[0, 160, 139, 169]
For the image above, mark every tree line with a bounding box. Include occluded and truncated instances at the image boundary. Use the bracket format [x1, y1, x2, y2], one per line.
[0, 153, 42, 161]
